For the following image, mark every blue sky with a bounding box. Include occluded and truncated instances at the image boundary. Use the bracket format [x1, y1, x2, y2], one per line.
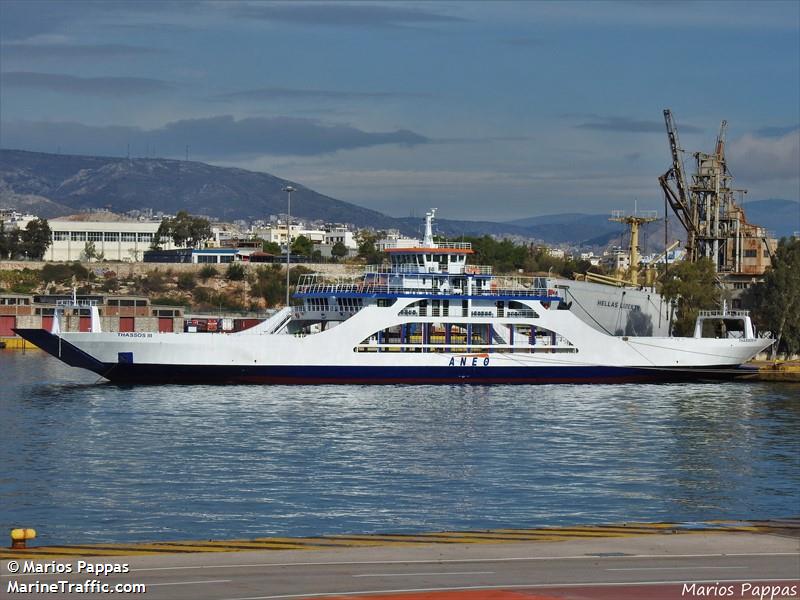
[1, 0, 798, 221]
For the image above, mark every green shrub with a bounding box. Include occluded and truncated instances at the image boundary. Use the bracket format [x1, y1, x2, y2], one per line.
[193, 286, 213, 303]
[101, 277, 120, 293]
[41, 263, 74, 283]
[177, 271, 196, 291]
[11, 282, 36, 294]
[226, 262, 246, 281]
[198, 264, 217, 281]
[150, 295, 189, 307]
[136, 271, 167, 294]
[70, 261, 89, 280]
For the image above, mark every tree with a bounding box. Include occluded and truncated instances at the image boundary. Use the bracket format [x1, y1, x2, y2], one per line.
[290, 235, 313, 257]
[251, 265, 285, 308]
[153, 211, 212, 249]
[659, 258, 721, 336]
[261, 240, 281, 254]
[81, 241, 104, 262]
[18, 218, 52, 259]
[357, 232, 383, 264]
[331, 241, 348, 260]
[742, 238, 800, 358]
[0, 222, 19, 259]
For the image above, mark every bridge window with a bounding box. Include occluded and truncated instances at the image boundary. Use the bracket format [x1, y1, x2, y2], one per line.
[336, 297, 363, 310]
[306, 298, 329, 311]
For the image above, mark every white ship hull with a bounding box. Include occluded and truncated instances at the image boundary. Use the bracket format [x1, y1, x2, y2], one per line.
[15, 298, 770, 384]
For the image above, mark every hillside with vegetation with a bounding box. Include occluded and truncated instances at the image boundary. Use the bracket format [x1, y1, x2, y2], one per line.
[0, 262, 313, 314]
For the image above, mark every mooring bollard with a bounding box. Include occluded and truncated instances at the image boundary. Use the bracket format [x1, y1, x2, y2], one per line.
[10, 528, 36, 549]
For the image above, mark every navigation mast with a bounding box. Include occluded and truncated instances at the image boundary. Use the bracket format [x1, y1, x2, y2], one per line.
[610, 210, 659, 285]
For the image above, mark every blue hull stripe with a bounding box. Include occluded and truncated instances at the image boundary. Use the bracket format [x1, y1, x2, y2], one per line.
[100, 363, 741, 385]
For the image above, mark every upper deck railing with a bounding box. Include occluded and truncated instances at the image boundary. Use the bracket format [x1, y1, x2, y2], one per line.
[364, 264, 493, 275]
[697, 309, 750, 318]
[55, 299, 99, 308]
[296, 274, 554, 298]
[431, 241, 472, 250]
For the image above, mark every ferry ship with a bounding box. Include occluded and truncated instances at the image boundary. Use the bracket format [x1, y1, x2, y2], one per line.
[14, 211, 771, 384]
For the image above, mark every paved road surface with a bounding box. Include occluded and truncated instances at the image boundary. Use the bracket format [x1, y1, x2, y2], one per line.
[3, 532, 799, 599]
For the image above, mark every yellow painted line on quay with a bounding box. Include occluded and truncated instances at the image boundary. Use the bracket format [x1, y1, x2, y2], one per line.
[493, 526, 661, 535]
[431, 530, 637, 540]
[1, 521, 781, 559]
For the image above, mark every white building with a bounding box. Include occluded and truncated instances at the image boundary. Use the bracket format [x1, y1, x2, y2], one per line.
[324, 227, 358, 250]
[48, 219, 174, 262]
[641, 248, 687, 265]
[601, 248, 631, 273]
[376, 230, 420, 251]
[253, 223, 324, 246]
[1, 209, 37, 231]
[579, 251, 602, 267]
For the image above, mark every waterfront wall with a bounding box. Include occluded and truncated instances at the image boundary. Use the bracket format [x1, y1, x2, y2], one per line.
[0, 260, 360, 278]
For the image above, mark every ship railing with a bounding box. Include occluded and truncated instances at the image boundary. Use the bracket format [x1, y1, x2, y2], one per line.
[296, 283, 553, 297]
[472, 287, 550, 297]
[506, 309, 539, 318]
[364, 264, 494, 275]
[698, 309, 750, 318]
[55, 299, 99, 307]
[433, 241, 472, 250]
[364, 264, 424, 274]
[294, 305, 361, 317]
[296, 274, 556, 298]
[463, 265, 493, 275]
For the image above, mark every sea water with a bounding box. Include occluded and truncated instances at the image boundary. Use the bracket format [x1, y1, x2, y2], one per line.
[1, 350, 798, 545]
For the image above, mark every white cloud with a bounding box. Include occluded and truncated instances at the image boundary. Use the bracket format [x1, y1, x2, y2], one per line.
[728, 129, 800, 182]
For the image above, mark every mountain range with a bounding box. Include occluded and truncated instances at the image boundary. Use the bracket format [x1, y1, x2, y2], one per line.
[1, 149, 797, 246]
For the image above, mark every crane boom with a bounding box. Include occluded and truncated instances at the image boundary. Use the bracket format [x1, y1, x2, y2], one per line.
[660, 108, 700, 260]
[663, 109, 691, 207]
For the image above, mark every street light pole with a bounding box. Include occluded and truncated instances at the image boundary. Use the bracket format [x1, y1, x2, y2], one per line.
[282, 185, 296, 308]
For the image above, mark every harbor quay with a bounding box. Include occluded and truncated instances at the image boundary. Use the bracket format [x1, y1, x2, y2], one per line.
[2, 521, 798, 600]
